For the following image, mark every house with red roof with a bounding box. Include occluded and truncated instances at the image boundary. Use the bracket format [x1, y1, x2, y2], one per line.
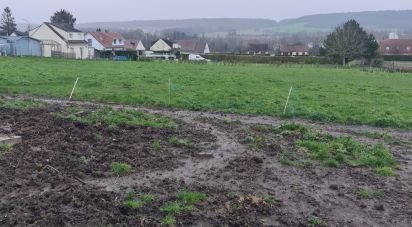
[85, 31, 146, 58]
[380, 39, 412, 56]
[279, 43, 309, 56]
[175, 40, 210, 54]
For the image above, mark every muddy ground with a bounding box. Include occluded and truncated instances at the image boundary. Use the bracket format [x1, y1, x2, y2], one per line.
[0, 100, 411, 227]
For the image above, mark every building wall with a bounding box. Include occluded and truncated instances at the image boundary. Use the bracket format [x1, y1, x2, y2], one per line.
[85, 33, 105, 51]
[9, 38, 42, 56]
[30, 24, 93, 59]
[150, 40, 172, 52]
[52, 25, 84, 41]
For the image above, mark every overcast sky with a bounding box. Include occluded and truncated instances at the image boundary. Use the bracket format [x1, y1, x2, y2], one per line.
[2, 0, 412, 23]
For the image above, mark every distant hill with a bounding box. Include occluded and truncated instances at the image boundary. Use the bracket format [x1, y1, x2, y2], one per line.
[34, 10, 411, 35]
[279, 10, 412, 30]
[77, 18, 278, 34]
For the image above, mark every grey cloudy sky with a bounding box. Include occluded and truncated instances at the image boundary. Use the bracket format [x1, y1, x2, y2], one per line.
[2, 0, 412, 23]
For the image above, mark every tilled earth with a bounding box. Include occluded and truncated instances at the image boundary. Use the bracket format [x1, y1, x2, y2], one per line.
[0, 102, 411, 227]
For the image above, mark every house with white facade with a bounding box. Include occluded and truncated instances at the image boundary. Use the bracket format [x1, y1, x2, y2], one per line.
[29, 23, 93, 59]
[85, 32, 127, 51]
[150, 39, 180, 53]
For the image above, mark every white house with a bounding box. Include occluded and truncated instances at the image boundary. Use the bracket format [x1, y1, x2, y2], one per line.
[29, 23, 94, 59]
[150, 39, 175, 53]
[85, 32, 126, 51]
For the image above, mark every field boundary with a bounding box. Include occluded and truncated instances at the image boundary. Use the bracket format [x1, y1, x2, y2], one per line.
[4, 95, 412, 137]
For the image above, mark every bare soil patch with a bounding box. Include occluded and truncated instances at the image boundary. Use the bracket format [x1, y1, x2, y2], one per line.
[0, 101, 411, 226]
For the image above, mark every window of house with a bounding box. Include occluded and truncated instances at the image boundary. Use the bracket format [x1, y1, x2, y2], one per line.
[87, 39, 92, 47]
[114, 40, 117, 44]
[69, 33, 73, 39]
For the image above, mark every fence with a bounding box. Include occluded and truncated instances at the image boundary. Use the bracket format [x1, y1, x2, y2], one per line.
[51, 51, 76, 59]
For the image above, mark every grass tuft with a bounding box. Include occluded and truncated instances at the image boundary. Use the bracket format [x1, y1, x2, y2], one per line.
[162, 214, 176, 225]
[150, 139, 161, 151]
[111, 162, 133, 176]
[297, 134, 396, 175]
[0, 99, 45, 110]
[0, 144, 13, 159]
[357, 188, 384, 199]
[177, 191, 206, 206]
[169, 136, 192, 148]
[57, 107, 176, 128]
[308, 216, 326, 227]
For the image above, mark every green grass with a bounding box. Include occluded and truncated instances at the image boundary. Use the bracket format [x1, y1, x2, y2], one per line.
[278, 122, 310, 135]
[56, 107, 176, 128]
[243, 135, 264, 151]
[150, 139, 161, 151]
[123, 200, 144, 209]
[307, 216, 327, 227]
[169, 136, 191, 148]
[122, 193, 155, 209]
[160, 191, 206, 223]
[160, 202, 184, 214]
[177, 191, 206, 206]
[297, 134, 396, 175]
[1, 58, 411, 129]
[0, 144, 13, 159]
[162, 214, 176, 225]
[0, 97, 45, 110]
[357, 188, 384, 199]
[111, 162, 133, 176]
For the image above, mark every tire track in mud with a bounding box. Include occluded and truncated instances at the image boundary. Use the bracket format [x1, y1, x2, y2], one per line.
[87, 117, 248, 191]
[3, 96, 412, 226]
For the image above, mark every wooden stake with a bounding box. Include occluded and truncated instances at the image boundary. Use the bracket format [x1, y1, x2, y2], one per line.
[168, 79, 171, 105]
[283, 86, 293, 115]
[69, 77, 79, 101]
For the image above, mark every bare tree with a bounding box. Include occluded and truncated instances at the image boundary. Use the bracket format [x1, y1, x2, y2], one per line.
[1, 7, 17, 36]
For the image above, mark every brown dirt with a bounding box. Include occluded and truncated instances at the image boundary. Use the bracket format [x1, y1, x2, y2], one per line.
[0, 99, 411, 227]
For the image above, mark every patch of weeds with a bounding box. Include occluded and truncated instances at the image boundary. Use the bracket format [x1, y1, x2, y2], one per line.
[160, 191, 207, 223]
[111, 162, 133, 176]
[297, 135, 397, 175]
[279, 150, 294, 166]
[79, 155, 94, 164]
[362, 130, 392, 141]
[243, 135, 264, 151]
[162, 214, 176, 225]
[94, 133, 103, 141]
[142, 193, 156, 203]
[375, 166, 395, 176]
[357, 188, 384, 199]
[169, 136, 192, 148]
[0, 99, 44, 110]
[177, 191, 206, 206]
[0, 144, 13, 159]
[278, 122, 309, 135]
[122, 193, 155, 210]
[150, 139, 161, 151]
[262, 195, 277, 205]
[160, 201, 184, 214]
[57, 107, 176, 128]
[307, 216, 326, 227]
[123, 200, 144, 209]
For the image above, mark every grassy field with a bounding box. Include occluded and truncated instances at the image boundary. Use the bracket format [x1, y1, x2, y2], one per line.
[0, 57, 411, 129]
